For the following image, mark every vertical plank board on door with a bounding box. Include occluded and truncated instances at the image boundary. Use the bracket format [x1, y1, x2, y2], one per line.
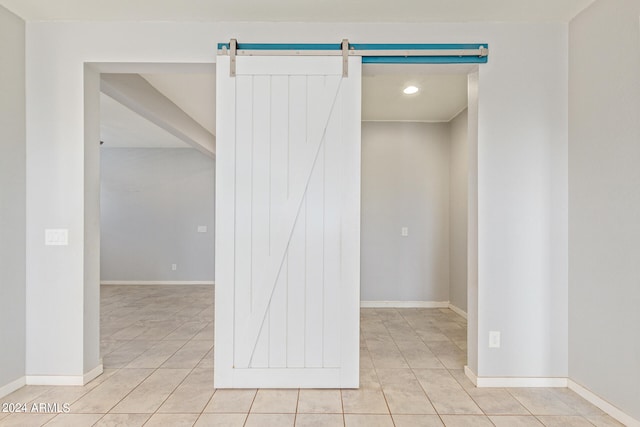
[251, 75, 271, 304]
[322, 95, 342, 368]
[249, 75, 272, 368]
[288, 76, 308, 198]
[287, 200, 306, 367]
[252, 314, 269, 368]
[268, 75, 290, 368]
[285, 75, 309, 368]
[305, 145, 325, 368]
[269, 256, 288, 367]
[234, 75, 254, 368]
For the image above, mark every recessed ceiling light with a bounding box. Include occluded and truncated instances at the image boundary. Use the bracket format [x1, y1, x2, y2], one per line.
[403, 85, 419, 95]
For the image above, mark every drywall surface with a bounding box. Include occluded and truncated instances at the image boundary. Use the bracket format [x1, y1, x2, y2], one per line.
[449, 109, 468, 312]
[0, 5, 25, 392]
[24, 20, 568, 380]
[100, 148, 215, 281]
[361, 122, 450, 302]
[569, 0, 640, 420]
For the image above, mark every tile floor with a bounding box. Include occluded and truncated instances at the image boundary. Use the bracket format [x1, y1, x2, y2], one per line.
[0, 285, 624, 426]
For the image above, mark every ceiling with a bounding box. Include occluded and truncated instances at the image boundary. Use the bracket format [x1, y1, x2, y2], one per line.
[141, 73, 216, 135]
[0, 0, 594, 22]
[363, 71, 468, 122]
[100, 92, 189, 148]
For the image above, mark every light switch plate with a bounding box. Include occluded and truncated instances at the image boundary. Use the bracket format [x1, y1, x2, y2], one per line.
[489, 331, 501, 348]
[197, 225, 208, 233]
[45, 229, 69, 246]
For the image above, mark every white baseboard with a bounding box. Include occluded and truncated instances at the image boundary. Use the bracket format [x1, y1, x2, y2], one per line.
[25, 363, 103, 386]
[0, 376, 26, 399]
[464, 366, 567, 388]
[360, 301, 449, 308]
[477, 376, 568, 388]
[568, 379, 640, 427]
[83, 363, 103, 384]
[448, 303, 467, 319]
[101, 281, 214, 285]
[26, 375, 84, 386]
[464, 365, 478, 386]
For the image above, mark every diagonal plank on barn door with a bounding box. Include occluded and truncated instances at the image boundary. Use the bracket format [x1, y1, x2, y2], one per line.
[234, 74, 343, 369]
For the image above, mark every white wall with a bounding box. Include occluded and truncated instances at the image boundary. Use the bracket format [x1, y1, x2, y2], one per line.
[569, 0, 640, 420]
[23, 20, 568, 381]
[449, 109, 468, 312]
[0, 5, 26, 394]
[100, 148, 215, 282]
[361, 121, 450, 302]
[476, 25, 568, 378]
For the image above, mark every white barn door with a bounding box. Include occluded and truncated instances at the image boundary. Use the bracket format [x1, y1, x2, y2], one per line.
[215, 55, 361, 388]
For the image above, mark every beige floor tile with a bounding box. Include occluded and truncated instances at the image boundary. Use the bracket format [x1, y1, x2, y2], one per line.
[161, 340, 213, 369]
[192, 322, 215, 341]
[0, 413, 56, 426]
[439, 415, 494, 426]
[144, 413, 200, 426]
[489, 415, 544, 426]
[194, 413, 247, 427]
[197, 348, 215, 369]
[102, 341, 152, 368]
[24, 385, 92, 408]
[508, 389, 576, 416]
[549, 388, 603, 416]
[341, 390, 389, 414]
[297, 389, 343, 413]
[158, 368, 214, 413]
[244, 413, 295, 427]
[124, 340, 186, 368]
[413, 369, 462, 392]
[0, 385, 52, 405]
[392, 414, 444, 427]
[435, 353, 466, 370]
[447, 369, 476, 391]
[163, 321, 209, 341]
[402, 348, 445, 369]
[251, 389, 299, 413]
[537, 415, 597, 426]
[426, 389, 483, 415]
[370, 349, 409, 368]
[71, 369, 153, 413]
[344, 414, 394, 427]
[295, 413, 344, 427]
[204, 389, 257, 413]
[375, 368, 417, 387]
[359, 369, 382, 390]
[93, 413, 151, 426]
[466, 388, 529, 415]
[383, 383, 436, 415]
[585, 415, 626, 427]
[43, 413, 103, 426]
[110, 368, 191, 413]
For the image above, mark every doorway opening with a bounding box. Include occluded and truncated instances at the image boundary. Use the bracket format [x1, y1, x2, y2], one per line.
[87, 63, 217, 377]
[359, 62, 479, 375]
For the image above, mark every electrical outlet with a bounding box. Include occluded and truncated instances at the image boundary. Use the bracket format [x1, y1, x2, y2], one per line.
[401, 227, 409, 237]
[489, 331, 501, 348]
[197, 225, 207, 233]
[171, 264, 177, 271]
